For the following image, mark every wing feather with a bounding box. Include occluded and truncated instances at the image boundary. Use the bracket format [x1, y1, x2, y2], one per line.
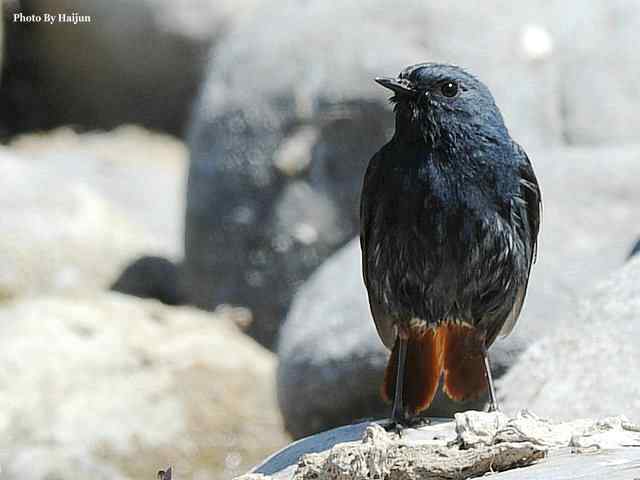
[360, 149, 396, 349]
[497, 142, 541, 338]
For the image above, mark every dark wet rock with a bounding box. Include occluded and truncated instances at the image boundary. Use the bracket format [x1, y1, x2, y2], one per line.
[111, 256, 185, 306]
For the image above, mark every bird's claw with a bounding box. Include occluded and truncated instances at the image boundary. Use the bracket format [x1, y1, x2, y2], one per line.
[383, 416, 431, 435]
[383, 420, 405, 436]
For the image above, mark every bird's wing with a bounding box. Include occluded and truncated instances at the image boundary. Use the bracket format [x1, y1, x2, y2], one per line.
[360, 148, 396, 350]
[515, 142, 542, 269]
[497, 142, 542, 339]
[359, 149, 381, 289]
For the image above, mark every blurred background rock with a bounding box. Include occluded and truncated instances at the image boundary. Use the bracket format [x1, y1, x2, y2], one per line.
[0, 294, 287, 480]
[0, 0, 263, 137]
[1, 0, 640, 477]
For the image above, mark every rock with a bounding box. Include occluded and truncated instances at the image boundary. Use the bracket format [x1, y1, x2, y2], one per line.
[277, 239, 525, 439]
[157, 467, 173, 480]
[2, 0, 263, 136]
[240, 411, 640, 480]
[0, 0, 3, 70]
[499, 256, 640, 421]
[185, 0, 562, 348]
[277, 145, 640, 438]
[0, 293, 289, 480]
[0, 0, 46, 139]
[0, 147, 163, 301]
[555, 1, 640, 145]
[185, 99, 387, 348]
[9, 126, 187, 257]
[275, 239, 389, 438]
[516, 145, 640, 341]
[111, 256, 184, 306]
[629, 238, 640, 259]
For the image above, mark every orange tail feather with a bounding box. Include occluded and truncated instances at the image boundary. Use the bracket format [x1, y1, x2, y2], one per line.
[382, 338, 399, 404]
[382, 327, 445, 415]
[441, 323, 487, 402]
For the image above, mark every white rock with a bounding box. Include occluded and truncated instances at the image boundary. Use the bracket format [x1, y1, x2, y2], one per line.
[0, 293, 289, 480]
[241, 411, 640, 480]
[9, 126, 187, 257]
[500, 256, 640, 422]
[0, 147, 162, 300]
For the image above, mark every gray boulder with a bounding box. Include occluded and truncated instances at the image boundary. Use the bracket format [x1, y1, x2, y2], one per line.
[0, 0, 3, 70]
[276, 145, 640, 438]
[4, 0, 264, 135]
[555, 0, 640, 144]
[499, 256, 640, 420]
[184, 0, 563, 348]
[516, 146, 640, 341]
[0, 0, 45, 138]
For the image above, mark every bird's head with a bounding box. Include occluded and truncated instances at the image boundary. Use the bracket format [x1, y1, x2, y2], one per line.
[376, 63, 508, 147]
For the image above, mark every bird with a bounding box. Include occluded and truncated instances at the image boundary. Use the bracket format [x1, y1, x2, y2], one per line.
[360, 63, 541, 426]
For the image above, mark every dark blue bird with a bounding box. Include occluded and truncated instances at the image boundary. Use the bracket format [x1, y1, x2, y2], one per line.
[360, 63, 541, 425]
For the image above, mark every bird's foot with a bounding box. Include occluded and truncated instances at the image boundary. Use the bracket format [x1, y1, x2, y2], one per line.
[383, 416, 430, 435]
[383, 420, 405, 436]
[405, 416, 431, 429]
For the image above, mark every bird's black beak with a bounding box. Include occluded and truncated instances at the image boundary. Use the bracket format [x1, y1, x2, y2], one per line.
[375, 77, 416, 96]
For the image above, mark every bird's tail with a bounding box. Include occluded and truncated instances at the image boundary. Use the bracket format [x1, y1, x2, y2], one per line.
[381, 323, 487, 414]
[382, 327, 445, 416]
[441, 323, 488, 402]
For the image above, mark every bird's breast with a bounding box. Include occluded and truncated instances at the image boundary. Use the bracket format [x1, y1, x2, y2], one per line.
[365, 172, 521, 324]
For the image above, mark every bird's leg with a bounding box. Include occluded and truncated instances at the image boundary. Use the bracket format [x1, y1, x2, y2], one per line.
[386, 327, 430, 433]
[391, 336, 408, 425]
[482, 350, 499, 412]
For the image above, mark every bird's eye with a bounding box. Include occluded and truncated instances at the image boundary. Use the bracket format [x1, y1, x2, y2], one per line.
[440, 81, 458, 98]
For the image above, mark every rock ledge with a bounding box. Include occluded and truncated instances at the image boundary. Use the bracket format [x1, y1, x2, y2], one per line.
[239, 411, 640, 480]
